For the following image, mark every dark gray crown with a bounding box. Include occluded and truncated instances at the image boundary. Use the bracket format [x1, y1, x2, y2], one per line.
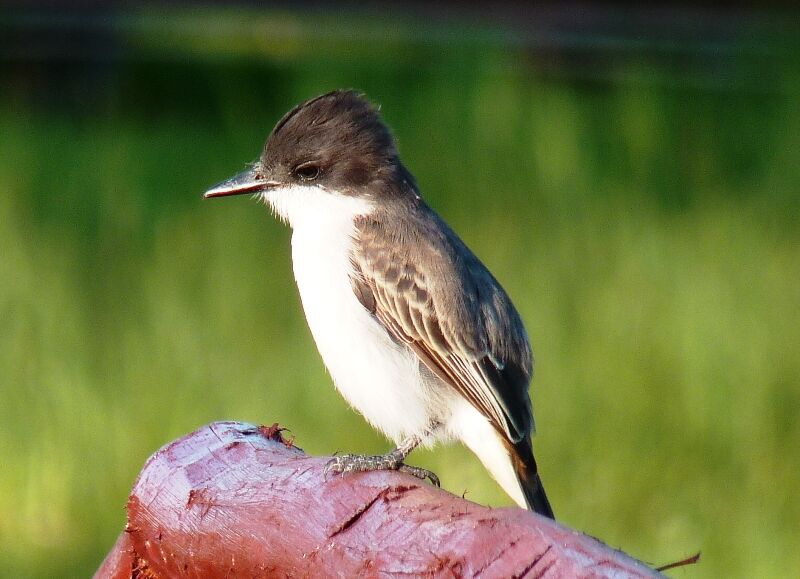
[260, 90, 403, 194]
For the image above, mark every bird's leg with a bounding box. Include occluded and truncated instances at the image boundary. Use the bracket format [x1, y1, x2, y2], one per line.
[325, 432, 440, 486]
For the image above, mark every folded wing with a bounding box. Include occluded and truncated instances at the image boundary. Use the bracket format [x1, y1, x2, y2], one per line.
[350, 204, 534, 443]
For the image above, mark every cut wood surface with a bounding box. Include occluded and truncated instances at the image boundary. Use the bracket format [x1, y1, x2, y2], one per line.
[95, 421, 661, 578]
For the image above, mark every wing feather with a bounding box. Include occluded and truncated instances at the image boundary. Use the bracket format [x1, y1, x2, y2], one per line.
[351, 206, 535, 442]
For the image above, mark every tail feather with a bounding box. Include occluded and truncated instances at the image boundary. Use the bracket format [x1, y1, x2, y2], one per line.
[521, 471, 554, 519]
[507, 437, 555, 519]
[455, 403, 554, 518]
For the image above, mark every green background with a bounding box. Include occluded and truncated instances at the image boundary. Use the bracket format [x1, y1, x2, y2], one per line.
[1, 6, 798, 577]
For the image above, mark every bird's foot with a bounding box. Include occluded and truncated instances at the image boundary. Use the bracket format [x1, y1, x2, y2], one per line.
[325, 451, 440, 487]
[397, 463, 440, 487]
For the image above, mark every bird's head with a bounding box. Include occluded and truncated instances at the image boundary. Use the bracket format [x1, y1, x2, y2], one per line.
[204, 90, 408, 224]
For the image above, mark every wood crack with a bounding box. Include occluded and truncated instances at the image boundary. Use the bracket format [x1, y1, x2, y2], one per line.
[329, 488, 389, 538]
[514, 544, 553, 578]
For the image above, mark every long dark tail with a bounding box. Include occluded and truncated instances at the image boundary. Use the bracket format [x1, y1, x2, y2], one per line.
[507, 437, 555, 519]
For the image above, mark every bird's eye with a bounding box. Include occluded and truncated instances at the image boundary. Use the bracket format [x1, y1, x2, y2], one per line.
[294, 163, 321, 181]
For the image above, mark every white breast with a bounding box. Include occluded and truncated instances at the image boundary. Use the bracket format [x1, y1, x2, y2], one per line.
[263, 185, 438, 443]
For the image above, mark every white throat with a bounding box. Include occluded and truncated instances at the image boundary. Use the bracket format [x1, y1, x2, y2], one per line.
[262, 184, 372, 229]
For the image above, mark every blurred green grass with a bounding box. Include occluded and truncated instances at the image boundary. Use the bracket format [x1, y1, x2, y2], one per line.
[1, 8, 799, 577]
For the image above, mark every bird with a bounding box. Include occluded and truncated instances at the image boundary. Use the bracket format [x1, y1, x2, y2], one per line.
[204, 90, 554, 518]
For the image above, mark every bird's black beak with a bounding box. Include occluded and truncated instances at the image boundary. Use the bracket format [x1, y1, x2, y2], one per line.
[203, 166, 279, 199]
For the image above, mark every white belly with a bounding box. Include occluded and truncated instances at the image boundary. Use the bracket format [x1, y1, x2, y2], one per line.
[266, 185, 438, 443]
